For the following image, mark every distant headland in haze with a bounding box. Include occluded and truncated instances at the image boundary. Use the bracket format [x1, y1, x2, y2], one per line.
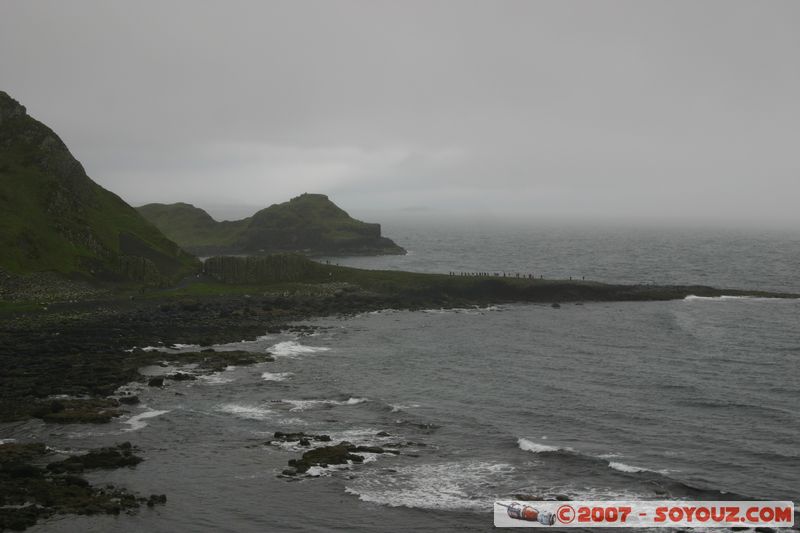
[137, 194, 407, 257]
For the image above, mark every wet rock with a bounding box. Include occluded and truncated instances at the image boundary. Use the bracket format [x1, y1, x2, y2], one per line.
[47, 442, 143, 473]
[270, 431, 331, 444]
[353, 445, 398, 455]
[287, 442, 365, 474]
[62, 474, 90, 487]
[31, 398, 122, 424]
[117, 395, 140, 405]
[0, 442, 48, 464]
[147, 377, 164, 387]
[513, 493, 543, 501]
[0, 442, 152, 530]
[376, 431, 391, 437]
[166, 372, 196, 381]
[170, 350, 274, 373]
[146, 494, 167, 507]
[3, 462, 44, 478]
[554, 494, 571, 501]
[551, 302, 561, 308]
[755, 528, 776, 533]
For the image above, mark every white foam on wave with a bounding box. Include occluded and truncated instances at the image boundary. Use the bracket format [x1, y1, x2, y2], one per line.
[0, 438, 16, 445]
[123, 409, 170, 431]
[139, 343, 201, 352]
[345, 461, 514, 511]
[390, 403, 421, 413]
[326, 428, 395, 445]
[518, 438, 567, 453]
[608, 461, 649, 473]
[282, 397, 368, 411]
[269, 341, 330, 358]
[199, 374, 235, 385]
[217, 403, 272, 420]
[262, 371, 292, 382]
[304, 452, 385, 477]
[684, 295, 790, 302]
[422, 305, 503, 315]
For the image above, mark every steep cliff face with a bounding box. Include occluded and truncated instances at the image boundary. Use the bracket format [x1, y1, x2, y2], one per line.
[0, 91, 199, 284]
[138, 193, 406, 257]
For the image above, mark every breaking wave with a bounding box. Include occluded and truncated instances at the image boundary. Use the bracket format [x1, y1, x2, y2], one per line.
[217, 403, 272, 420]
[123, 409, 170, 431]
[268, 341, 330, 357]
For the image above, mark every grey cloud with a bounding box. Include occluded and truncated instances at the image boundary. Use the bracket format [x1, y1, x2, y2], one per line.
[1, 0, 798, 225]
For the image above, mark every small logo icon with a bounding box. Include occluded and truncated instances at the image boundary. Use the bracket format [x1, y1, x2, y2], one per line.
[557, 504, 576, 524]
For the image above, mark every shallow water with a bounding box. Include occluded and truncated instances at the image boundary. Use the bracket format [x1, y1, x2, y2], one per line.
[5, 222, 800, 532]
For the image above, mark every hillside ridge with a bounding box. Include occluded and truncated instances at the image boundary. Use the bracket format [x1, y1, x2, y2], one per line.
[137, 193, 406, 257]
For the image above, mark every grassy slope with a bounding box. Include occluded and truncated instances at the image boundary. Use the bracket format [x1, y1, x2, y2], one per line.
[0, 91, 198, 282]
[135, 202, 247, 253]
[137, 193, 405, 256]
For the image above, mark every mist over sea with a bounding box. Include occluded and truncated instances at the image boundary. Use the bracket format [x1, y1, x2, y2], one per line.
[13, 221, 800, 532]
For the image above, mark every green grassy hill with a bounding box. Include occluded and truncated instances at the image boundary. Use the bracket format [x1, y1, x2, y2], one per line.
[137, 193, 406, 257]
[0, 91, 199, 284]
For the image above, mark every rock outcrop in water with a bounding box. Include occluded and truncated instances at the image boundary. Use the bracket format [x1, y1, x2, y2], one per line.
[137, 193, 406, 257]
[0, 91, 199, 287]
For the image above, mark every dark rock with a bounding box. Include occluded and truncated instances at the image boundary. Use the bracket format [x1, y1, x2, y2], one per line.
[271, 431, 331, 444]
[513, 494, 543, 501]
[147, 377, 164, 387]
[551, 303, 561, 308]
[0, 442, 48, 464]
[146, 494, 167, 507]
[3, 463, 44, 478]
[376, 431, 391, 437]
[287, 442, 365, 474]
[117, 395, 140, 405]
[755, 528, 776, 533]
[62, 474, 90, 487]
[47, 443, 143, 473]
[554, 494, 570, 501]
[31, 398, 122, 424]
[353, 445, 398, 455]
[166, 372, 196, 381]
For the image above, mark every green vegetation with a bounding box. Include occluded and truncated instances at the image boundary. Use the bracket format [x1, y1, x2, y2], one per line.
[137, 193, 406, 257]
[135, 202, 246, 255]
[0, 91, 199, 284]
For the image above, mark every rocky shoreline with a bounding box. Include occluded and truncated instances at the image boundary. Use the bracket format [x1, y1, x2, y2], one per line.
[1, 283, 797, 530]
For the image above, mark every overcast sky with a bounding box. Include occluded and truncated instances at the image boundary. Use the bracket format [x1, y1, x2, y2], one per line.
[1, 1, 798, 225]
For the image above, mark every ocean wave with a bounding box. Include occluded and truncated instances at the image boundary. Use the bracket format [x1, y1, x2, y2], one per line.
[123, 409, 170, 431]
[607, 461, 650, 473]
[269, 341, 330, 358]
[199, 374, 235, 385]
[684, 295, 793, 302]
[517, 438, 570, 453]
[281, 397, 368, 411]
[344, 461, 514, 511]
[389, 403, 421, 413]
[518, 439, 670, 475]
[422, 305, 503, 315]
[262, 371, 293, 382]
[217, 403, 272, 420]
